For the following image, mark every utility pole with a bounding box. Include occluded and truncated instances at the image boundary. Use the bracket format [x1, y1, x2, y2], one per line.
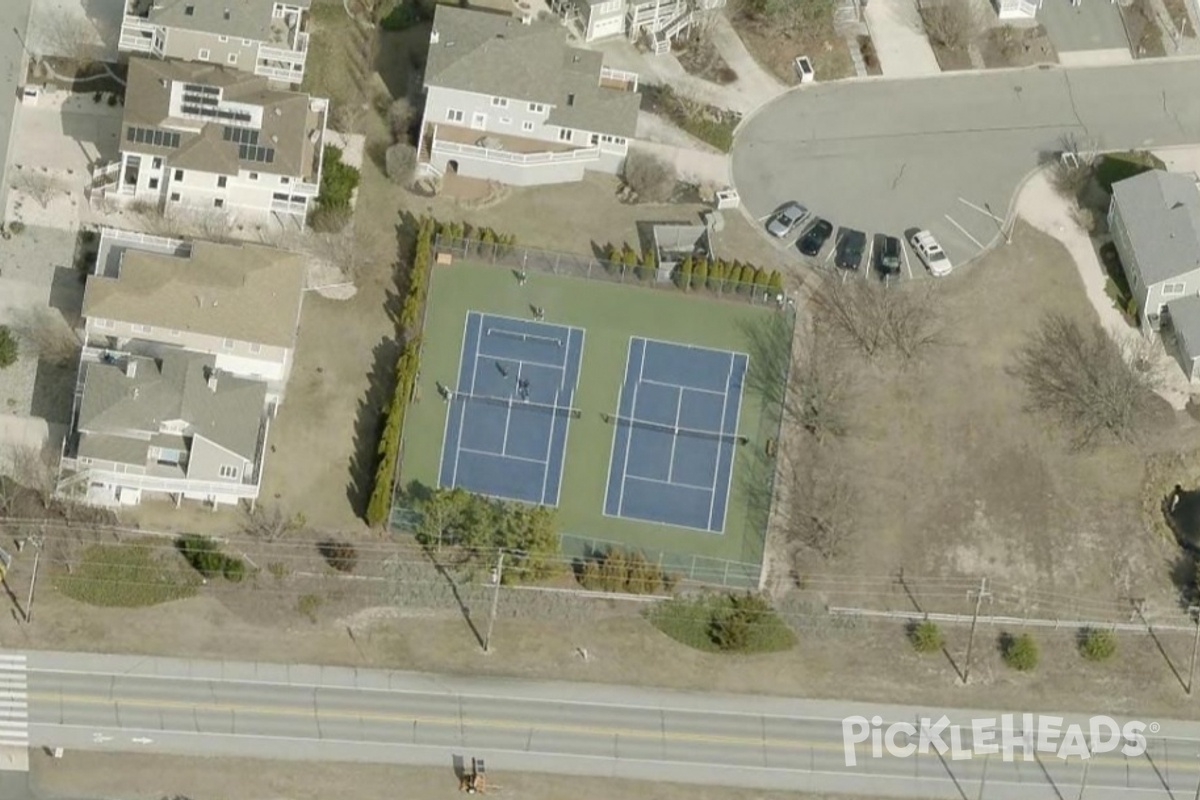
[24, 535, 43, 625]
[1188, 605, 1200, 696]
[1077, 751, 1091, 800]
[976, 752, 989, 800]
[962, 577, 991, 685]
[483, 551, 505, 654]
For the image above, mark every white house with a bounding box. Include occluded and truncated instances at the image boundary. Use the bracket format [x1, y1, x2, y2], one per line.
[995, 0, 1042, 21]
[118, 0, 311, 84]
[555, 0, 726, 54]
[417, 6, 641, 187]
[90, 57, 329, 225]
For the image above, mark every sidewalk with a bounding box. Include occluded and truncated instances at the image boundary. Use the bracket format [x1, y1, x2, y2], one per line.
[863, 0, 941, 78]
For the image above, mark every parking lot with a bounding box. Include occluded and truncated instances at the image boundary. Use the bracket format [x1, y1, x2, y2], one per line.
[732, 59, 1200, 273]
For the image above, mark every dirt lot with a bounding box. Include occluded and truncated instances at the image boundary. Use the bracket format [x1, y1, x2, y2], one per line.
[1121, 0, 1169, 57]
[29, 750, 868, 800]
[979, 25, 1056, 69]
[729, 9, 854, 84]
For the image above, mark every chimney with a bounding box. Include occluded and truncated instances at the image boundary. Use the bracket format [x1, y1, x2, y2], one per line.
[124, 359, 138, 378]
[207, 370, 219, 392]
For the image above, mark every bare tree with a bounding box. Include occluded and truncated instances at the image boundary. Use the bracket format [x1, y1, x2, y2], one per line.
[14, 171, 65, 209]
[811, 277, 944, 360]
[918, 0, 986, 51]
[3, 446, 58, 511]
[241, 504, 306, 542]
[1013, 313, 1162, 448]
[304, 218, 382, 283]
[8, 308, 80, 366]
[787, 326, 853, 444]
[331, 103, 366, 135]
[385, 142, 417, 185]
[33, 7, 106, 66]
[621, 150, 677, 203]
[1049, 132, 1099, 201]
[783, 450, 856, 562]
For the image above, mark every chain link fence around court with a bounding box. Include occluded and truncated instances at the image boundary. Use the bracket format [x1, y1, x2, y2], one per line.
[433, 235, 786, 307]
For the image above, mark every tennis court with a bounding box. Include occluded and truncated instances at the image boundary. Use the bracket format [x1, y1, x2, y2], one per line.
[604, 338, 748, 533]
[438, 312, 585, 505]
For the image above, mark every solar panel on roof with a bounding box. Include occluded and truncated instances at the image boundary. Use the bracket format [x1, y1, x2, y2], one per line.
[126, 126, 182, 149]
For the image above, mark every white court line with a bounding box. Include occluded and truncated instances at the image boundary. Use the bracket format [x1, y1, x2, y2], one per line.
[602, 337, 635, 516]
[439, 312, 475, 489]
[553, 327, 585, 508]
[616, 340, 647, 517]
[639, 377, 725, 397]
[478, 312, 582, 371]
[958, 196, 1004, 223]
[637, 335, 750, 361]
[665, 387, 683, 484]
[707, 352, 735, 530]
[943, 214, 985, 250]
[538, 386, 561, 504]
[623, 472, 714, 493]
[458, 447, 546, 466]
[501, 364, 519, 456]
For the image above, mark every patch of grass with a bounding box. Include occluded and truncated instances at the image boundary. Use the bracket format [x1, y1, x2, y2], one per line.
[1095, 150, 1166, 192]
[298, 593, 324, 623]
[640, 84, 739, 152]
[55, 543, 198, 607]
[647, 594, 795, 653]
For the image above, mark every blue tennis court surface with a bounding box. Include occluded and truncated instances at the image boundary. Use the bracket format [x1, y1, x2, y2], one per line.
[439, 312, 584, 505]
[604, 338, 748, 533]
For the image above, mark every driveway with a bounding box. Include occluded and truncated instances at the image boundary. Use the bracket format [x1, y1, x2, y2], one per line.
[732, 60, 1200, 269]
[1038, 0, 1132, 65]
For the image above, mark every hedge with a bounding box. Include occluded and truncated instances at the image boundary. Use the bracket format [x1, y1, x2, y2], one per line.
[597, 242, 783, 299]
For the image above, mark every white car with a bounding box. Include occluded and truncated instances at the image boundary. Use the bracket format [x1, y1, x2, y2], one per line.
[910, 230, 952, 277]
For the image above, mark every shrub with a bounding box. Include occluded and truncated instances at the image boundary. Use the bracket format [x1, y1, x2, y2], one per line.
[222, 557, 246, 583]
[267, 561, 289, 581]
[318, 145, 360, 211]
[381, 0, 431, 30]
[909, 620, 944, 653]
[92, 91, 102, 103]
[577, 547, 667, 595]
[638, 247, 655, 282]
[1002, 633, 1039, 672]
[385, 142, 417, 185]
[7, 221, 24, 235]
[738, 263, 756, 294]
[298, 593, 322, 623]
[176, 534, 226, 578]
[708, 593, 775, 652]
[676, 255, 693, 289]
[0, 326, 17, 369]
[387, 98, 417, 142]
[650, 594, 793, 653]
[1079, 628, 1117, 662]
[692, 257, 709, 290]
[621, 150, 676, 203]
[1095, 150, 1166, 192]
[309, 206, 351, 233]
[319, 540, 359, 573]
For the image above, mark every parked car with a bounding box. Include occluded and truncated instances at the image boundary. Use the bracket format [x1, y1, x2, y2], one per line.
[876, 234, 902, 279]
[797, 218, 833, 257]
[910, 230, 952, 276]
[766, 201, 810, 238]
[834, 227, 867, 270]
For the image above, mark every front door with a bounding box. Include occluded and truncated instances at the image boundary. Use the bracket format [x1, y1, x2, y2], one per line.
[471, 111, 487, 131]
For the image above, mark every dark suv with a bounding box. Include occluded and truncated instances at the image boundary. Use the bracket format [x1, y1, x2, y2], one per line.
[797, 218, 833, 257]
[876, 234, 902, 279]
[834, 228, 867, 270]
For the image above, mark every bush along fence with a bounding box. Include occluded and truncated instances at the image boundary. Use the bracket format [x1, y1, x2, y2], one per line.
[434, 234, 787, 306]
[365, 216, 436, 527]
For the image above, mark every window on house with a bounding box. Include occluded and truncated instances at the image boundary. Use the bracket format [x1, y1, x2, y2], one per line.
[185, 4, 194, 14]
[521, 121, 534, 132]
[558, 128, 572, 142]
[249, 342, 262, 354]
[148, 178, 159, 190]
[1164, 282, 1187, 296]
[242, 38, 253, 46]
[249, 172, 259, 180]
[219, 465, 240, 479]
[491, 97, 508, 108]
[528, 102, 545, 114]
[174, 169, 184, 180]
[96, 319, 114, 330]
[590, 133, 599, 145]
[134, 324, 152, 334]
[151, 157, 162, 169]
[280, 176, 290, 184]
[567, 93, 575, 106]
[227, 53, 238, 65]
[169, 329, 181, 337]
[170, 192, 181, 202]
[222, 338, 235, 349]
[499, 116, 512, 125]
[224, 9, 232, 20]
[198, 48, 210, 60]
[446, 108, 464, 123]
[214, 198, 224, 208]
[218, 35, 229, 43]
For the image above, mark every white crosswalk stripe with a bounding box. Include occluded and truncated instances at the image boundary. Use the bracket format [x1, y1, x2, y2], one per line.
[0, 656, 27, 747]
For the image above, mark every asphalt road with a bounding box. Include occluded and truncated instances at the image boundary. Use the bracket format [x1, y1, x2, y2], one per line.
[732, 59, 1200, 269]
[0, 0, 33, 222]
[17, 650, 1200, 799]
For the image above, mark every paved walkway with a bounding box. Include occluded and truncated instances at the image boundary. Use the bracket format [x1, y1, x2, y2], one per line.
[0, 0, 34, 225]
[1014, 168, 1192, 409]
[863, 0, 940, 77]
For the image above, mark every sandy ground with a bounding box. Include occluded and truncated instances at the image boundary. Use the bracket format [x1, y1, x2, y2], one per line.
[28, 750, 867, 800]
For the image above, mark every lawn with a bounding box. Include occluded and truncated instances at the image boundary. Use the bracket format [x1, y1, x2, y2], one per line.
[54, 542, 199, 608]
[647, 594, 796, 653]
[398, 262, 790, 587]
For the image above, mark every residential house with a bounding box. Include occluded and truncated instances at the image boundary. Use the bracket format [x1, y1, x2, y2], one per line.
[417, 6, 641, 187]
[82, 227, 307, 404]
[119, 0, 311, 84]
[60, 350, 271, 508]
[555, 0, 725, 54]
[995, 0, 1041, 21]
[90, 57, 329, 224]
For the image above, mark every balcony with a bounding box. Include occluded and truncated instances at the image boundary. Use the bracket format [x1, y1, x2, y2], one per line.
[430, 124, 598, 160]
[431, 138, 600, 166]
[599, 66, 639, 93]
[118, 17, 159, 53]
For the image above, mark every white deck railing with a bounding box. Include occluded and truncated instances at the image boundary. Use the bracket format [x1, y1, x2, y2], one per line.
[432, 139, 601, 165]
[599, 66, 639, 92]
[118, 17, 158, 53]
[59, 464, 260, 499]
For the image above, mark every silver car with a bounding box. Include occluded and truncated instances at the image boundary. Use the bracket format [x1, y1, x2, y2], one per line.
[766, 201, 810, 238]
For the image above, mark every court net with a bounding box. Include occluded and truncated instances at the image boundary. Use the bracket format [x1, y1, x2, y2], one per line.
[485, 327, 564, 348]
[453, 391, 582, 419]
[601, 413, 748, 446]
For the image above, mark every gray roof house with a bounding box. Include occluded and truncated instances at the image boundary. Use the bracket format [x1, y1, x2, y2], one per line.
[416, 6, 641, 187]
[1108, 169, 1200, 380]
[90, 57, 329, 223]
[63, 351, 270, 509]
[119, 0, 311, 84]
[553, 0, 725, 54]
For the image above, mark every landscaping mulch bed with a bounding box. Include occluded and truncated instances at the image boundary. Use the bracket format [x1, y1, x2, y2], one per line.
[674, 36, 739, 85]
[1120, 0, 1168, 57]
[980, 24, 1057, 68]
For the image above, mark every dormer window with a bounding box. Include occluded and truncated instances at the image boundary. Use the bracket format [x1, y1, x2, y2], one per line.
[185, 5, 194, 15]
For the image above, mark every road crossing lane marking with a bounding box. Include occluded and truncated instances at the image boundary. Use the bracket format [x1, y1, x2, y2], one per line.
[0, 655, 27, 750]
